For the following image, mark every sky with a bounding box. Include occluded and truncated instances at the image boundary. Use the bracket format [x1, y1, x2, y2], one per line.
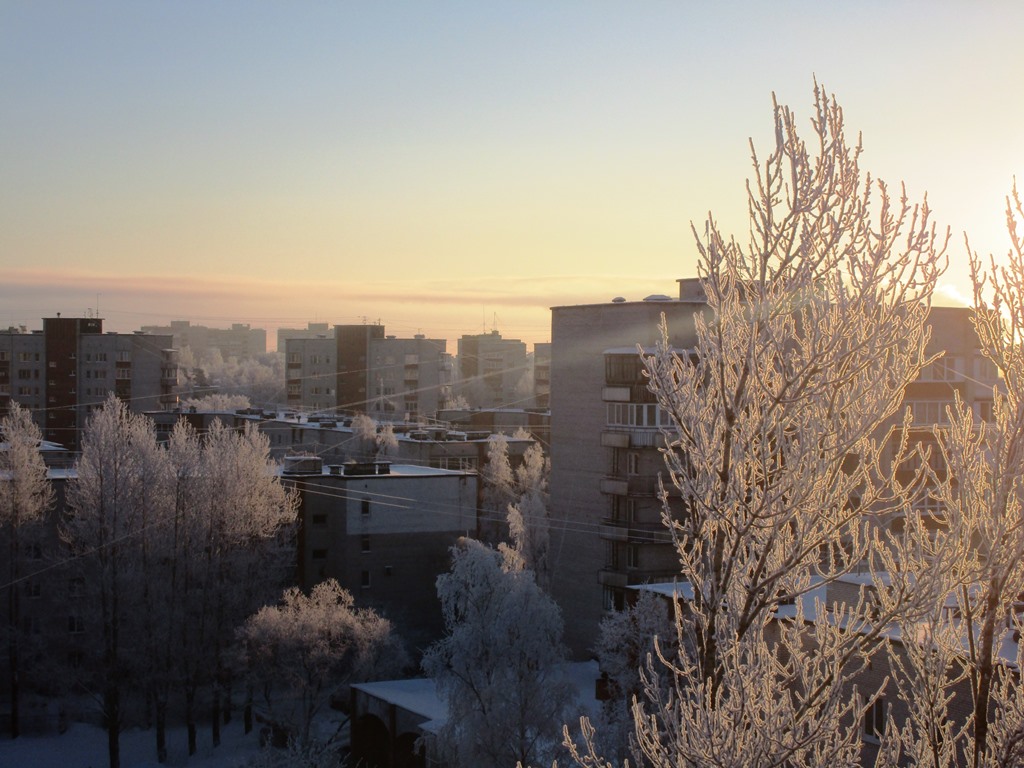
[2, 2, 1023, 351]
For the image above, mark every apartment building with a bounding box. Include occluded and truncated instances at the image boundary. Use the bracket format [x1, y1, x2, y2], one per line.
[283, 457, 478, 651]
[0, 317, 177, 452]
[276, 321, 331, 352]
[548, 280, 996, 656]
[140, 320, 266, 361]
[533, 342, 551, 410]
[457, 330, 528, 409]
[285, 325, 450, 420]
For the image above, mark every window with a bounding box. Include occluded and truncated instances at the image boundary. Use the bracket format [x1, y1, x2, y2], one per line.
[607, 542, 620, 569]
[361, 570, 371, 589]
[25, 579, 42, 598]
[17, 352, 32, 362]
[68, 615, 85, 634]
[311, 548, 327, 560]
[862, 697, 886, 742]
[626, 452, 640, 475]
[68, 577, 84, 598]
[361, 534, 371, 553]
[312, 513, 327, 526]
[361, 498, 371, 516]
[920, 356, 962, 381]
[907, 400, 950, 426]
[116, 368, 131, 380]
[605, 354, 645, 386]
[607, 402, 664, 429]
[96, 352, 107, 362]
[17, 370, 31, 380]
[627, 544, 640, 569]
[117, 351, 131, 362]
[0, 384, 8, 395]
[602, 586, 624, 611]
[0, 351, 8, 361]
[22, 615, 41, 635]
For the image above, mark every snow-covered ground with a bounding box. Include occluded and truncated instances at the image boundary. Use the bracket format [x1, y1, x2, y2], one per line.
[0, 719, 265, 768]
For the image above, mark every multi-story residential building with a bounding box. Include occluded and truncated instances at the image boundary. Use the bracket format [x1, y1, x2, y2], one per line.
[282, 457, 478, 651]
[533, 342, 551, 410]
[285, 336, 337, 412]
[457, 330, 528, 409]
[367, 334, 450, 421]
[276, 321, 331, 352]
[140, 320, 266, 361]
[286, 325, 450, 420]
[0, 317, 177, 452]
[547, 280, 996, 656]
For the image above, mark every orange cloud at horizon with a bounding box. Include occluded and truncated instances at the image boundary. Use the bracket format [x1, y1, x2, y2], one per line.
[1, 267, 695, 351]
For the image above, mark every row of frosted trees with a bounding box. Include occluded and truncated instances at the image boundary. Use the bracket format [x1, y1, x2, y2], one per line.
[1, 396, 298, 768]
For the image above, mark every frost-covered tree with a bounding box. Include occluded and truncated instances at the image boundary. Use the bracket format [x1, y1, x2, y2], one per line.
[571, 84, 947, 768]
[351, 413, 396, 460]
[63, 395, 172, 768]
[423, 539, 575, 768]
[888, 183, 1024, 768]
[236, 579, 407, 748]
[507, 442, 551, 588]
[590, 590, 677, 765]
[0, 403, 53, 739]
[181, 350, 286, 408]
[183, 420, 297, 752]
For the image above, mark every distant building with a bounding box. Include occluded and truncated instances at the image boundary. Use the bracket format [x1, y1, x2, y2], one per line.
[286, 325, 450, 420]
[0, 317, 177, 452]
[283, 457, 477, 651]
[457, 331, 528, 409]
[139, 320, 266, 361]
[276, 322, 331, 353]
[533, 342, 551, 410]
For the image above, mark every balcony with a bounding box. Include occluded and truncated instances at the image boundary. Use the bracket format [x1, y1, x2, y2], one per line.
[599, 519, 629, 542]
[601, 428, 665, 449]
[600, 518, 673, 544]
[598, 569, 628, 588]
[601, 474, 678, 498]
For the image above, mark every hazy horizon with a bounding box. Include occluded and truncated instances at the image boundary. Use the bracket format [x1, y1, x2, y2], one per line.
[3, 2, 1021, 349]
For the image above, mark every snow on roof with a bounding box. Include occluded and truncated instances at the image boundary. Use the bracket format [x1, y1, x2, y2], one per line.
[353, 660, 602, 734]
[352, 678, 445, 723]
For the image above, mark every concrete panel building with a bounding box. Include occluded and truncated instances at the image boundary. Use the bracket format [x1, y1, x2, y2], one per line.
[547, 280, 997, 656]
[283, 458, 477, 652]
[0, 317, 177, 452]
[457, 331, 528, 410]
[285, 325, 450, 420]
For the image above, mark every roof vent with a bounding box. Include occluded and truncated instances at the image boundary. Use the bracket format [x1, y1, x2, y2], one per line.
[282, 455, 323, 475]
[612, 296, 626, 303]
[643, 294, 672, 302]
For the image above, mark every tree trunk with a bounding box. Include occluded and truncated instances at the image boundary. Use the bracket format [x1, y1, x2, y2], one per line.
[244, 683, 253, 735]
[105, 684, 121, 768]
[8, 535, 20, 740]
[155, 698, 167, 763]
[186, 686, 197, 756]
[211, 686, 221, 748]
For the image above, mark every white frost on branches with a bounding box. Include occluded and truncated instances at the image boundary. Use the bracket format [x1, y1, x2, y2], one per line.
[236, 578, 407, 749]
[423, 538, 575, 768]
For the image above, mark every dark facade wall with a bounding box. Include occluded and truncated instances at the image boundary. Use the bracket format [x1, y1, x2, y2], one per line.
[549, 300, 706, 656]
[336, 325, 384, 415]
